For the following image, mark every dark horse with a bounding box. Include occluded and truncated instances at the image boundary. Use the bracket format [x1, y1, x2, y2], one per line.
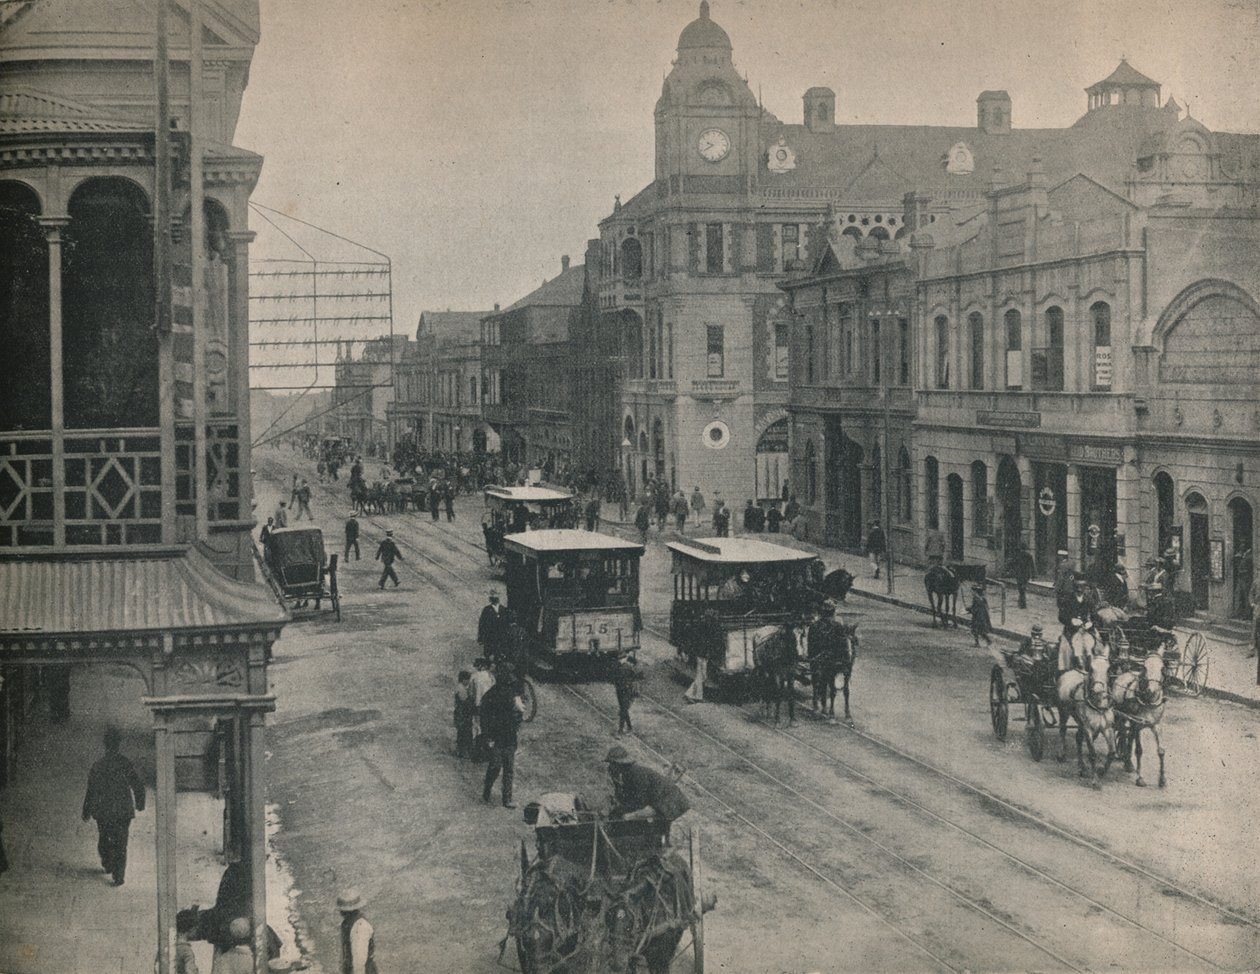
[808, 618, 858, 722]
[752, 625, 800, 726]
[924, 564, 960, 628]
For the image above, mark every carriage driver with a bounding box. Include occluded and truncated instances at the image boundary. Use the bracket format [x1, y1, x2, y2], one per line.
[603, 746, 690, 837]
[1057, 573, 1104, 674]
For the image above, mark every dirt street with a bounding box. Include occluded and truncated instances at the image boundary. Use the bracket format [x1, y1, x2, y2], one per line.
[256, 448, 1260, 973]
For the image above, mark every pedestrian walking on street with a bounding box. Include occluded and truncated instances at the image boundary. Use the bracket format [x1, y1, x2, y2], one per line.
[612, 651, 642, 734]
[585, 494, 601, 531]
[81, 726, 146, 886]
[684, 609, 723, 703]
[375, 529, 403, 589]
[477, 590, 510, 661]
[443, 480, 456, 521]
[294, 479, 313, 521]
[470, 657, 495, 762]
[480, 666, 525, 808]
[766, 504, 782, 533]
[634, 502, 651, 545]
[273, 500, 288, 529]
[672, 490, 689, 533]
[866, 519, 886, 578]
[344, 513, 361, 562]
[967, 584, 993, 647]
[1012, 542, 1035, 609]
[690, 486, 706, 528]
[209, 918, 254, 974]
[712, 500, 730, 538]
[337, 888, 380, 974]
[428, 480, 441, 521]
[454, 670, 475, 759]
[654, 487, 670, 532]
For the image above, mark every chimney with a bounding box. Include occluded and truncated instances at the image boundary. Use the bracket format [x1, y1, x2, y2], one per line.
[494, 303, 500, 312]
[561, 255, 571, 272]
[803, 87, 835, 134]
[901, 191, 933, 233]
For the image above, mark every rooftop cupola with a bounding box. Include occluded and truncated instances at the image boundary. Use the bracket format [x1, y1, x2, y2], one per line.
[1085, 59, 1160, 112]
[976, 90, 1011, 134]
[676, 1, 732, 65]
[804, 87, 835, 133]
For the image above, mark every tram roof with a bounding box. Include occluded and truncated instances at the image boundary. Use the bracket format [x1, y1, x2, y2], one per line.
[504, 529, 644, 556]
[483, 485, 575, 504]
[666, 537, 820, 566]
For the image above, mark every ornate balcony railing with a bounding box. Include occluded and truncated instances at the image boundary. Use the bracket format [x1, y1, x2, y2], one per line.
[0, 434, 54, 547]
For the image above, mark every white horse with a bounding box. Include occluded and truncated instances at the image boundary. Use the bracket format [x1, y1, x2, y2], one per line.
[1111, 653, 1167, 788]
[1056, 654, 1115, 788]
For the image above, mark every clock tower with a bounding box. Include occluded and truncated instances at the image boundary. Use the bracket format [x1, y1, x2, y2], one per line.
[654, 1, 760, 193]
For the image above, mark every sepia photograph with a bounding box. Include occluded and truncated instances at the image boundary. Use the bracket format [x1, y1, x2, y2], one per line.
[0, 1, 1258, 971]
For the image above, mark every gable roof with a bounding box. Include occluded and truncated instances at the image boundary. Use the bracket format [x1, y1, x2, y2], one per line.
[1088, 60, 1159, 92]
[0, 86, 150, 134]
[503, 264, 586, 312]
[417, 311, 489, 345]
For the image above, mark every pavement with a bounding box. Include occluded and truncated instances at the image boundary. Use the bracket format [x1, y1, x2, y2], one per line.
[0, 667, 304, 973]
[598, 508, 1260, 710]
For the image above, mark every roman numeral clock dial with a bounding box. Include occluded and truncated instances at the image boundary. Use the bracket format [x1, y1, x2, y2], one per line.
[697, 128, 730, 162]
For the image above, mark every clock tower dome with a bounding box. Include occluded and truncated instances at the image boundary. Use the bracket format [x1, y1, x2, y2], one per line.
[654, 1, 759, 192]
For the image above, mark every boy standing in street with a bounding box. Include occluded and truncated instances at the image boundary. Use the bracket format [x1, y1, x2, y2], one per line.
[967, 584, 994, 647]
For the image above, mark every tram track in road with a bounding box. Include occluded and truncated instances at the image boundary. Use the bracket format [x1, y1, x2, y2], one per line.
[258, 452, 1257, 971]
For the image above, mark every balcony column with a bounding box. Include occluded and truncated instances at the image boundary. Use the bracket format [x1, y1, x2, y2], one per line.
[1066, 464, 1082, 566]
[227, 230, 256, 517]
[1116, 446, 1140, 578]
[38, 217, 71, 546]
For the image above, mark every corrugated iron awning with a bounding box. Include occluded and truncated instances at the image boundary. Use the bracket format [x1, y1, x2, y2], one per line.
[1, 545, 288, 641]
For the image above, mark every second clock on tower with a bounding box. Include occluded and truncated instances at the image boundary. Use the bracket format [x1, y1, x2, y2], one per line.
[697, 128, 730, 162]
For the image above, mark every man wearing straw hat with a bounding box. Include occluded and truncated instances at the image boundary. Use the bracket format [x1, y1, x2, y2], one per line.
[337, 888, 379, 974]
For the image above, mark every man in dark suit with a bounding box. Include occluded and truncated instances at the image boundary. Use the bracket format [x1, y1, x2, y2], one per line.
[82, 726, 146, 886]
[477, 591, 510, 662]
[604, 746, 690, 837]
[480, 666, 526, 808]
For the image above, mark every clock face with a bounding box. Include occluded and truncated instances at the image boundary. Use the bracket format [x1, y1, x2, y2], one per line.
[697, 128, 731, 162]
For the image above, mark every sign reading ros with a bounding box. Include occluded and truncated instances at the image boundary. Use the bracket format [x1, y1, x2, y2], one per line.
[1037, 487, 1057, 517]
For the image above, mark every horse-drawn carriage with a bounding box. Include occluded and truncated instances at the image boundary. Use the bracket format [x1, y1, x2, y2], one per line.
[502, 529, 644, 675]
[665, 538, 829, 697]
[263, 526, 341, 622]
[1099, 609, 1210, 697]
[506, 817, 709, 973]
[481, 485, 578, 567]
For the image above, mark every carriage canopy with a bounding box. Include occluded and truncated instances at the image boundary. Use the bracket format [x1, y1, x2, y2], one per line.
[267, 527, 327, 579]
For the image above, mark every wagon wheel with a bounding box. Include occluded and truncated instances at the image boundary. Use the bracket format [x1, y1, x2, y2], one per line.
[989, 666, 1009, 741]
[519, 677, 539, 723]
[1181, 632, 1209, 696]
[1026, 702, 1045, 762]
[690, 827, 705, 974]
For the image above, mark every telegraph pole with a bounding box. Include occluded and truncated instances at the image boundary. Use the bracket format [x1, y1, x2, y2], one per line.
[881, 310, 895, 594]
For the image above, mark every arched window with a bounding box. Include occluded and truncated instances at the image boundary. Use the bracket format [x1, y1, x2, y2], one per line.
[1153, 472, 1174, 554]
[868, 226, 890, 241]
[934, 316, 950, 389]
[1004, 309, 1022, 388]
[925, 455, 940, 530]
[1091, 301, 1112, 389]
[0, 182, 50, 431]
[623, 415, 635, 440]
[1036, 306, 1064, 391]
[971, 460, 989, 536]
[968, 312, 984, 389]
[63, 178, 157, 428]
[620, 237, 643, 281]
[841, 225, 862, 241]
[898, 447, 912, 523]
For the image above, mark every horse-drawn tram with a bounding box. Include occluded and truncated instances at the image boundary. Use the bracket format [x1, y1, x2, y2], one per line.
[482, 485, 578, 566]
[503, 529, 644, 675]
[666, 537, 825, 696]
[506, 817, 709, 973]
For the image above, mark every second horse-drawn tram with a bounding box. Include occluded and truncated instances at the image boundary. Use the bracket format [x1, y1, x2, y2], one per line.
[666, 537, 825, 693]
[481, 485, 578, 565]
[503, 529, 645, 675]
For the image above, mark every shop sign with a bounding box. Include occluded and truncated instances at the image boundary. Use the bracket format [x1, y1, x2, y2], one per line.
[977, 409, 1041, 429]
[1037, 487, 1057, 517]
[1067, 442, 1124, 466]
[1094, 347, 1113, 388]
[1210, 538, 1225, 581]
[1019, 434, 1067, 462]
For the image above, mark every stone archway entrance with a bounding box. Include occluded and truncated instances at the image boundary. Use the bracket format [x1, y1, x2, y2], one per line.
[755, 418, 788, 503]
[1186, 492, 1211, 612]
[947, 473, 965, 562]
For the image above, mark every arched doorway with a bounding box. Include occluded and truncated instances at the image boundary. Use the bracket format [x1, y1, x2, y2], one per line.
[1154, 472, 1175, 556]
[0, 181, 51, 432]
[472, 428, 487, 454]
[1186, 492, 1210, 612]
[946, 473, 965, 562]
[839, 436, 863, 547]
[1228, 497, 1254, 619]
[996, 456, 1022, 572]
[755, 418, 788, 502]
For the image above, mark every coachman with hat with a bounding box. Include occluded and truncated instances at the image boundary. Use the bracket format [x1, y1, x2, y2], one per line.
[603, 746, 690, 838]
[477, 590, 511, 662]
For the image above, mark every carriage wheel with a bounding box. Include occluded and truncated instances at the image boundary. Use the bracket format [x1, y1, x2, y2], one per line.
[519, 678, 539, 723]
[989, 667, 1009, 741]
[1026, 703, 1045, 762]
[1181, 632, 1209, 697]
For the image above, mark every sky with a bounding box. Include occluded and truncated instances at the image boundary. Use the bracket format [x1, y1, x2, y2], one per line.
[233, 0, 1260, 334]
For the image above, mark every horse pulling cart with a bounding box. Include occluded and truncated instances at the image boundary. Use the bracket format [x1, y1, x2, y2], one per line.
[1101, 612, 1209, 696]
[506, 818, 710, 974]
[989, 641, 1060, 761]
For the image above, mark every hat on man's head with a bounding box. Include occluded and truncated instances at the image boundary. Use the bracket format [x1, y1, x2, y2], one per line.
[1056, 549, 1069, 557]
[337, 888, 367, 913]
[385, 529, 394, 536]
[228, 917, 252, 944]
[604, 745, 633, 765]
[487, 591, 499, 601]
[971, 584, 984, 593]
[1073, 571, 1087, 582]
[1031, 624, 1044, 635]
